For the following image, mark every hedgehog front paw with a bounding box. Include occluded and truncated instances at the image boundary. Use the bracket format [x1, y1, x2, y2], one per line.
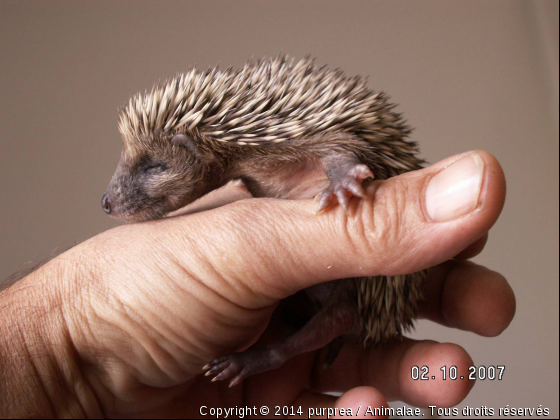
[315, 164, 374, 214]
[203, 348, 286, 388]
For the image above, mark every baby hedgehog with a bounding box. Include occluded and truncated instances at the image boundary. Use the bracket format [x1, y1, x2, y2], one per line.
[103, 55, 426, 387]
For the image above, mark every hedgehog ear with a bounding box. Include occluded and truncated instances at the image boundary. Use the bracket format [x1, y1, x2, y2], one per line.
[171, 134, 208, 162]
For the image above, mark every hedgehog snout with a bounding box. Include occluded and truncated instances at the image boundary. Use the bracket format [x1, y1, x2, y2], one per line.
[101, 193, 112, 214]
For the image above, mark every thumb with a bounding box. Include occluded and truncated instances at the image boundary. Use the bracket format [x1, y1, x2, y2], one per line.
[168, 150, 505, 304]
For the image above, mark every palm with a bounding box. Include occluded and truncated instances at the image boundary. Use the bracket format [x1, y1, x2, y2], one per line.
[106, 262, 512, 418]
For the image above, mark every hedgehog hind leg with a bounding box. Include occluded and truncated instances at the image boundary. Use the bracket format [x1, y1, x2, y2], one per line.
[316, 153, 374, 214]
[319, 335, 347, 368]
[204, 299, 358, 387]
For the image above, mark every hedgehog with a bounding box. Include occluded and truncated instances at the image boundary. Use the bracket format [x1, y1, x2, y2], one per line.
[103, 55, 427, 388]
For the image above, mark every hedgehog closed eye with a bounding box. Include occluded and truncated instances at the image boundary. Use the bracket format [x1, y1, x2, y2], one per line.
[143, 164, 167, 174]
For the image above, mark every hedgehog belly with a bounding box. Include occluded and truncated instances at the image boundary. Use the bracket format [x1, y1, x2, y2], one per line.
[352, 270, 427, 346]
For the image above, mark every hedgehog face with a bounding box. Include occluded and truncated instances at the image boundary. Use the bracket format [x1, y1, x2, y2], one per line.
[103, 140, 207, 222]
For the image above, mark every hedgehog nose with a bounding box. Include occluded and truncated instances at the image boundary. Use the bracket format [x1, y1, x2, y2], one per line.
[101, 194, 112, 214]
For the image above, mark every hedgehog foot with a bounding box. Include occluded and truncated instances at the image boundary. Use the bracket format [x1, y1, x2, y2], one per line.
[203, 347, 286, 388]
[204, 299, 357, 387]
[315, 163, 374, 214]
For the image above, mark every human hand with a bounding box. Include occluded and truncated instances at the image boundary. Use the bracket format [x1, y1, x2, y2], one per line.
[0, 151, 514, 418]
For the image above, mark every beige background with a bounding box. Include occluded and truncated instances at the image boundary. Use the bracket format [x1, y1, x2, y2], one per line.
[0, 0, 558, 417]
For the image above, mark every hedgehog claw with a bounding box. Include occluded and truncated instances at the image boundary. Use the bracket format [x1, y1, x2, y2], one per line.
[205, 348, 286, 386]
[335, 187, 351, 214]
[203, 356, 227, 371]
[229, 375, 245, 388]
[315, 164, 373, 214]
[348, 164, 374, 183]
[204, 353, 250, 386]
[315, 191, 337, 214]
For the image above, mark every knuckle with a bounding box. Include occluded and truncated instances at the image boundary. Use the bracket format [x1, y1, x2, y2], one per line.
[349, 179, 414, 270]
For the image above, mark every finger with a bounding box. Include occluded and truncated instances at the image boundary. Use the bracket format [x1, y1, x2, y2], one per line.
[169, 180, 252, 217]
[291, 391, 338, 419]
[159, 150, 506, 304]
[454, 234, 488, 260]
[419, 261, 516, 337]
[333, 387, 388, 418]
[312, 338, 474, 409]
[289, 387, 388, 419]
